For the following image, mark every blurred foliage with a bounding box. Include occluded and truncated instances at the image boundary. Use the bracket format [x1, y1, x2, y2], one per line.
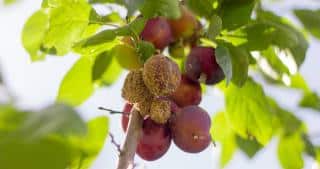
[0, 104, 109, 169]
[3, 0, 17, 5]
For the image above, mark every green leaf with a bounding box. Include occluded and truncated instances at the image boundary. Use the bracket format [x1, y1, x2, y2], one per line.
[20, 104, 86, 139]
[22, 10, 49, 61]
[89, 10, 125, 25]
[302, 135, 317, 158]
[294, 9, 320, 39]
[207, 15, 223, 40]
[267, 97, 302, 136]
[185, 0, 215, 18]
[101, 55, 123, 86]
[215, 46, 232, 85]
[228, 46, 249, 86]
[81, 30, 117, 47]
[236, 136, 262, 158]
[114, 17, 147, 38]
[43, 0, 92, 55]
[3, 0, 18, 5]
[70, 117, 109, 169]
[219, 0, 255, 30]
[211, 112, 234, 142]
[0, 105, 27, 132]
[0, 138, 72, 169]
[220, 139, 236, 167]
[256, 10, 308, 67]
[92, 51, 123, 86]
[290, 74, 310, 92]
[211, 112, 236, 167]
[125, 0, 145, 17]
[278, 132, 305, 169]
[137, 41, 156, 63]
[260, 47, 290, 76]
[88, 0, 117, 4]
[57, 56, 95, 106]
[0, 104, 90, 169]
[317, 148, 320, 163]
[140, 0, 181, 19]
[225, 78, 273, 145]
[92, 52, 113, 81]
[299, 92, 320, 111]
[74, 37, 119, 57]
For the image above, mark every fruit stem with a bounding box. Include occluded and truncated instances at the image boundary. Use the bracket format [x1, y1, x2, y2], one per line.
[98, 107, 129, 115]
[116, 108, 143, 169]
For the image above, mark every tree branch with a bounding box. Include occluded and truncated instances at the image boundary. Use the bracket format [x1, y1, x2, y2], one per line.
[116, 108, 143, 169]
[109, 133, 122, 154]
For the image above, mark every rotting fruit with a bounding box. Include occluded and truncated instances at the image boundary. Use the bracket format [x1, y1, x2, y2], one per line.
[185, 46, 225, 85]
[143, 54, 181, 96]
[149, 97, 171, 124]
[121, 69, 152, 104]
[170, 105, 211, 153]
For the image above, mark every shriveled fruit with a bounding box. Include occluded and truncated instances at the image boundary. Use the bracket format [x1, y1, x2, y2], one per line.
[122, 70, 152, 103]
[170, 105, 211, 153]
[143, 54, 181, 96]
[185, 47, 225, 85]
[113, 44, 142, 70]
[134, 97, 152, 118]
[137, 118, 172, 161]
[121, 103, 133, 132]
[140, 17, 173, 50]
[150, 98, 171, 124]
[171, 75, 202, 107]
[168, 6, 198, 39]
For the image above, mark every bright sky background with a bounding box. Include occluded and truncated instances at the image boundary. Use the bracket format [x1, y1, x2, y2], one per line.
[0, 0, 319, 169]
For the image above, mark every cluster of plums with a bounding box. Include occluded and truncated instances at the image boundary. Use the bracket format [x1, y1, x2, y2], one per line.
[118, 5, 225, 161]
[121, 103, 212, 161]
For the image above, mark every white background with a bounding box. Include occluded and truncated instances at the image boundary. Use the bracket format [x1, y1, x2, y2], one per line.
[0, 0, 320, 169]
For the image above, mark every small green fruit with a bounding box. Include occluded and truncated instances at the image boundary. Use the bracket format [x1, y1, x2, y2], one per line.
[113, 44, 142, 70]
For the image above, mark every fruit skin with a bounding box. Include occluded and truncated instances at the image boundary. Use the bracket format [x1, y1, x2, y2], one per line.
[185, 47, 225, 85]
[170, 100, 181, 114]
[143, 54, 181, 96]
[121, 103, 133, 132]
[140, 17, 173, 50]
[137, 118, 172, 161]
[113, 44, 142, 70]
[171, 75, 202, 107]
[121, 106, 172, 161]
[168, 6, 198, 39]
[170, 105, 211, 153]
[122, 69, 152, 103]
[150, 97, 171, 124]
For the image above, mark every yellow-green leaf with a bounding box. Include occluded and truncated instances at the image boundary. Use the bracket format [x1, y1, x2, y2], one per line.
[57, 56, 95, 106]
[278, 132, 305, 169]
[22, 10, 49, 61]
[43, 0, 92, 55]
[225, 79, 273, 145]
